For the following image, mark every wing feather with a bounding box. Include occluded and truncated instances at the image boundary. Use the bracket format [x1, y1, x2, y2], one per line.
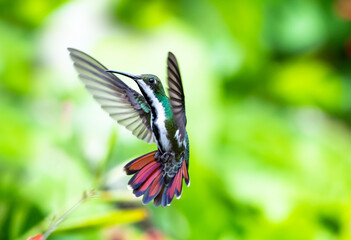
[68, 48, 155, 143]
[167, 52, 187, 141]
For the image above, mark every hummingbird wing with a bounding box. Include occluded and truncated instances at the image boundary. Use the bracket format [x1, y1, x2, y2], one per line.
[68, 48, 155, 144]
[166, 52, 187, 140]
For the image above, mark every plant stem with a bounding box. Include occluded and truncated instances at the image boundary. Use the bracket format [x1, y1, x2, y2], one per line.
[41, 190, 97, 240]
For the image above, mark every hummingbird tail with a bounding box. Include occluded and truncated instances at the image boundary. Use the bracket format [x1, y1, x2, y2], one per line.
[157, 160, 188, 206]
[124, 151, 164, 205]
[124, 151, 189, 207]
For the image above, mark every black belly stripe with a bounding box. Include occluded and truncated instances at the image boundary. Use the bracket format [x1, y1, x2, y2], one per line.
[153, 125, 161, 147]
[140, 87, 165, 153]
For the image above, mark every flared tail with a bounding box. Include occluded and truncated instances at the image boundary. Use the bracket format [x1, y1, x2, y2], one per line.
[124, 151, 189, 207]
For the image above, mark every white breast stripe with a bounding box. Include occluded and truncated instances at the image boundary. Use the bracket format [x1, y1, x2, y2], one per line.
[175, 129, 181, 147]
[175, 129, 186, 147]
[137, 81, 171, 152]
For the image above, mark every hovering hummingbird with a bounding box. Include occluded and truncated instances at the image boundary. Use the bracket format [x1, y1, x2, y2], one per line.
[68, 48, 189, 207]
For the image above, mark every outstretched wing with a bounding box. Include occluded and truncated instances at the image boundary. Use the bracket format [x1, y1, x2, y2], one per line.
[68, 48, 155, 143]
[167, 52, 187, 140]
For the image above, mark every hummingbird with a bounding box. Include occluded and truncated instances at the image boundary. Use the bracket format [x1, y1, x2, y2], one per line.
[68, 48, 189, 207]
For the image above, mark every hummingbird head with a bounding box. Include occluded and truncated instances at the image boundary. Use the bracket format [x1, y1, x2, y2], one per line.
[106, 70, 166, 97]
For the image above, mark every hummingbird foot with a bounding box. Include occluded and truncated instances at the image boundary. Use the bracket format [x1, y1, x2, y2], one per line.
[154, 151, 175, 163]
[160, 152, 175, 163]
[155, 151, 161, 161]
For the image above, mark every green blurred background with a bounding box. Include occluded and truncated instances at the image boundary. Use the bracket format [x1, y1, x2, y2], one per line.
[2, 0, 351, 239]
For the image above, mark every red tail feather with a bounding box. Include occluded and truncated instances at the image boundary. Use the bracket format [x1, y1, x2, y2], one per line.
[181, 160, 190, 186]
[130, 161, 160, 188]
[165, 171, 181, 205]
[175, 170, 183, 198]
[124, 151, 189, 207]
[124, 151, 157, 175]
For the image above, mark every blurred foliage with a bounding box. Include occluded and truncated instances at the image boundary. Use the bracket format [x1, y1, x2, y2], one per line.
[1, 0, 351, 239]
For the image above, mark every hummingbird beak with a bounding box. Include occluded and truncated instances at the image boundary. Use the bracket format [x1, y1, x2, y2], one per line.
[105, 70, 141, 81]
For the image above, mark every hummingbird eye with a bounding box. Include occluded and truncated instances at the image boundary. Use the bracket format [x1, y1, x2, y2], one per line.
[148, 78, 155, 84]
